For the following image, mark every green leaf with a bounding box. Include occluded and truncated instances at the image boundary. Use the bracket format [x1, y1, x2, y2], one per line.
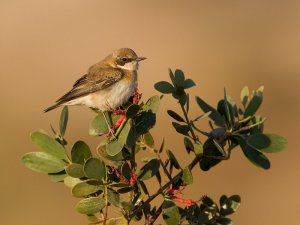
[137, 158, 160, 181]
[193, 111, 212, 122]
[215, 217, 233, 225]
[126, 104, 140, 118]
[59, 106, 68, 137]
[259, 134, 288, 153]
[182, 167, 193, 185]
[220, 195, 241, 216]
[64, 176, 81, 188]
[174, 69, 185, 87]
[172, 122, 190, 135]
[31, 131, 68, 160]
[167, 110, 185, 122]
[143, 132, 154, 148]
[139, 180, 149, 196]
[84, 158, 106, 181]
[193, 141, 203, 157]
[71, 141, 92, 165]
[97, 141, 130, 161]
[195, 96, 226, 127]
[244, 88, 263, 118]
[107, 189, 121, 208]
[247, 133, 271, 150]
[106, 119, 131, 156]
[66, 163, 85, 178]
[240, 86, 249, 108]
[106, 139, 124, 157]
[213, 139, 226, 156]
[162, 200, 180, 225]
[86, 214, 100, 223]
[143, 95, 161, 113]
[159, 138, 165, 153]
[135, 111, 156, 135]
[48, 171, 67, 182]
[166, 150, 181, 169]
[235, 136, 270, 169]
[184, 137, 194, 153]
[22, 152, 66, 173]
[105, 217, 128, 225]
[89, 112, 119, 136]
[72, 181, 102, 197]
[154, 81, 174, 94]
[89, 113, 109, 136]
[183, 79, 196, 89]
[75, 196, 105, 214]
[117, 187, 133, 194]
[169, 69, 176, 86]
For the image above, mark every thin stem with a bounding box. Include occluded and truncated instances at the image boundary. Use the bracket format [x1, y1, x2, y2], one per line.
[180, 103, 199, 142]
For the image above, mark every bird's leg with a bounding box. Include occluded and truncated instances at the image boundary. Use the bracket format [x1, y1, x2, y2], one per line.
[132, 82, 142, 104]
[104, 101, 127, 130]
[101, 111, 116, 139]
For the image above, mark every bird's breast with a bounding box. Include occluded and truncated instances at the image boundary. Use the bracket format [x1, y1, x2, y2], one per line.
[90, 74, 136, 111]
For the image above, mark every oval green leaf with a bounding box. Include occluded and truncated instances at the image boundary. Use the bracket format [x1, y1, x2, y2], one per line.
[182, 167, 193, 185]
[174, 69, 185, 87]
[64, 176, 81, 188]
[195, 96, 226, 127]
[166, 150, 181, 169]
[66, 163, 85, 178]
[154, 81, 174, 94]
[31, 131, 68, 160]
[84, 158, 106, 181]
[107, 189, 121, 208]
[143, 95, 161, 113]
[236, 136, 270, 169]
[75, 196, 105, 214]
[72, 181, 102, 197]
[183, 79, 196, 89]
[260, 134, 288, 153]
[162, 200, 180, 225]
[172, 122, 190, 135]
[71, 141, 92, 164]
[59, 106, 68, 137]
[244, 89, 263, 118]
[22, 152, 66, 173]
[167, 110, 185, 122]
[137, 158, 160, 181]
[89, 114, 109, 136]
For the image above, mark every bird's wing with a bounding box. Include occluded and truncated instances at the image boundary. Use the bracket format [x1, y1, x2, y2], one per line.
[55, 67, 124, 104]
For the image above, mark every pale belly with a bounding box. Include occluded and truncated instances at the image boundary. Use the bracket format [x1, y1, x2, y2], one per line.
[66, 78, 136, 111]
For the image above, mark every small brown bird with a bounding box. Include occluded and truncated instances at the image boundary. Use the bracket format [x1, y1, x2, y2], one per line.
[44, 48, 146, 113]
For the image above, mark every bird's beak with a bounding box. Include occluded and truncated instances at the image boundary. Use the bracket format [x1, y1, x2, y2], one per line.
[135, 57, 147, 61]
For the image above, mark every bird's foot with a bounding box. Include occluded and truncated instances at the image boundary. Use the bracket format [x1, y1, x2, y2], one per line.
[132, 88, 142, 104]
[111, 107, 126, 116]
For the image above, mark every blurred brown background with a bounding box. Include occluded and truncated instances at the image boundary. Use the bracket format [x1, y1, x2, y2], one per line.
[1, 0, 299, 225]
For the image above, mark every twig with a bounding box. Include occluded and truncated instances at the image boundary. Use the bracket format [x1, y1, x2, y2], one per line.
[180, 103, 199, 142]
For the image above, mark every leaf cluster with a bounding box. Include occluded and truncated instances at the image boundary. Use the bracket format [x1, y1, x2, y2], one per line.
[22, 69, 287, 225]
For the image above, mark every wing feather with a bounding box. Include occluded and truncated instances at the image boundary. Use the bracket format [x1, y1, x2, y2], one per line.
[54, 68, 124, 105]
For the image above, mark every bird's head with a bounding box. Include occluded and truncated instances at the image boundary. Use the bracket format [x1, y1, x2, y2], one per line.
[112, 48, 146, 71]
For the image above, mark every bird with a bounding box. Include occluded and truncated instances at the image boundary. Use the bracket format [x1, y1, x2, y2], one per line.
[44, 48, 146, 133]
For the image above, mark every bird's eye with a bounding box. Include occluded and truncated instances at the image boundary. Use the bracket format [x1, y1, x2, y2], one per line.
[121, 57, 128, 62]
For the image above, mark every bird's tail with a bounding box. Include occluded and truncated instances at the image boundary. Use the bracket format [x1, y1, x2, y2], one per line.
[44, 103, 62, 113]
